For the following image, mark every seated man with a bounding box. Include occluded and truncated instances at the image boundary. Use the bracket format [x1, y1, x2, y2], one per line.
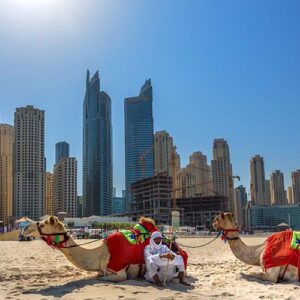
[144, 231, 190, 286]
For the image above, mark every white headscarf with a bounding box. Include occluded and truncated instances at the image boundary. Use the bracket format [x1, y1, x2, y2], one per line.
[150, 231, 163, 251]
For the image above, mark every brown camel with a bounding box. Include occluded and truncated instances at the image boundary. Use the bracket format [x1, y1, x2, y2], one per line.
[23, 216, 158, 282]
[213, 212, 299, 283]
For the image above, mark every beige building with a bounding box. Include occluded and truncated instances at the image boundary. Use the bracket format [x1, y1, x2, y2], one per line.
[14, 106, 45, 220]
[0, 124, 14, 226]
[265, 180, 271, 205]
[291, 170, 300, 204]
[250, 155, 268, 206]
[270, 170, 286, 205]
[211, 139, 234, 211]
[287, 186, 293, 204]
[176, 151, 211, 198]
[154, 130, 180, 177]
[45, 172, 54, 215]
[54, 157, 77, 217]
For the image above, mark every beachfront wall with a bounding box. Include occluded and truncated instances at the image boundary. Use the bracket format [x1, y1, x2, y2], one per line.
[244, 204, 300, 231]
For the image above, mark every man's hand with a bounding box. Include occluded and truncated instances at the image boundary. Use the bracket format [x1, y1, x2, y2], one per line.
[160, 253, 175, 260]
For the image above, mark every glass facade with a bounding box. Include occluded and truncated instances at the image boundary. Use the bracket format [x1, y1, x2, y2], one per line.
[246, 205, 300, 230]
[55, 141, 69, 164]
[125, 79, 154, 207]
[83, 70, 112, 216]
[112, 196, 125, 214]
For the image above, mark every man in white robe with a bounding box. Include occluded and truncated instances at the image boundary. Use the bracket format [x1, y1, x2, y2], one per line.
[144, 231, 190, 286]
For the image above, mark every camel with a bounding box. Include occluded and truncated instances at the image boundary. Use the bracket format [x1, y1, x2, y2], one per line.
[213, 212, 299, 283]
[22, 216, 160, 282]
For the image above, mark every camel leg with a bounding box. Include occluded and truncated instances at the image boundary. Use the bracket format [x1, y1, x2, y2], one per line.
[248, 266, 281, 283]
[100, 268, 127, 282]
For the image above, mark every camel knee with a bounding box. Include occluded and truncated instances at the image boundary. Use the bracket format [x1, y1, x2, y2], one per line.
[100, 269, 127, 282]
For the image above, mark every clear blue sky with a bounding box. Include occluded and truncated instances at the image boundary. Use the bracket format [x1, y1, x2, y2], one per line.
[0, 0, 299, 197]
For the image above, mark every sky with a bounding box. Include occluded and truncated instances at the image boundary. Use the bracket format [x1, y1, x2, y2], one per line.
[0, 0, 299, 197]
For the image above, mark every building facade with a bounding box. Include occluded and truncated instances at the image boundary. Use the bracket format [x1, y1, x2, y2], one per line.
[176, 195, 228, 228]
[154, 130, 179, 177]
[55, 141, 69, 164]
[112, 196, 126, 214]
[45, 172, 54, 216]
[0, 124, 14, 226]
[176, 151, 211, 198]
[83, 70, 112, 216]
[291, 170, 300, 204]
[234, 185, 247, 227]
[54, 157, 77, 217]
[14, 106, 45, 220]
[244, 204, 300, 230]
[125, 79, 154, 206]
[270, 170, 286, 205]
[211, 139, 234, 211]
[131, 173, 172, 224]
[250, 155, 268, 206]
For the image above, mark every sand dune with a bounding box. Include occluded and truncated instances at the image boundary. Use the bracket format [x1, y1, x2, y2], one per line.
[0, 236, 299, 299]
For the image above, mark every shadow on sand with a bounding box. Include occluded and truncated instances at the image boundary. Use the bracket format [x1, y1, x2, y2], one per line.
[22, 275, 196, 298]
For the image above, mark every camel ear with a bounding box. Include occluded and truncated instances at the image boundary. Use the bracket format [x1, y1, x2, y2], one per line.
[221, 212, 224, 219]
[49, 216, 55, 225]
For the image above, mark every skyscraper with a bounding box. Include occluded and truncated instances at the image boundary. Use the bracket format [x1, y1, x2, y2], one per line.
[14, 105, 45, 220]
[291, 170, 300, 204]
[83, 70, 112, 216]
[270, 170, 286, 205]
[0, 124, 14, 227]
[154, 130, 179, 177]
[45, 172, 54, 216]
[125, 79, 154, 206]
[211, 139, 234, 210]
[54, 157, 77, 217]
[234, 185, 247, 227]
[55, 141, 69, 164]
[176, 151, 211, 198]
[250, 155, 268, 206]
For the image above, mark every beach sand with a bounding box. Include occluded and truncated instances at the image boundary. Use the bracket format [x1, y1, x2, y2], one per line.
[0, 236, 299, 300]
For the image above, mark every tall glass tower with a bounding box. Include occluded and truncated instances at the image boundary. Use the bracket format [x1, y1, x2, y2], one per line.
[125, 79, 154, 207]
[83, 70, 112, 216]
[55, 141, 69, 164]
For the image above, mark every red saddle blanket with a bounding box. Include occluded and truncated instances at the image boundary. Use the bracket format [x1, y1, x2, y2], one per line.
[106, 232, 188, 272]
[263, 230, 300, 270]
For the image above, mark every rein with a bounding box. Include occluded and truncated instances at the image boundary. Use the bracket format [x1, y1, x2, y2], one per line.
[166, 231, 221, 249]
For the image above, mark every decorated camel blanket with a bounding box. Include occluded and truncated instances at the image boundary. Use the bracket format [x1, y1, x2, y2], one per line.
[263, 230, 300, 270]
[105, 231, 188, 273]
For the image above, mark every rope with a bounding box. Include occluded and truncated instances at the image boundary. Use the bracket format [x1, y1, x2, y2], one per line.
[62, 239, 101, 248]
[173, 232, 221, 249]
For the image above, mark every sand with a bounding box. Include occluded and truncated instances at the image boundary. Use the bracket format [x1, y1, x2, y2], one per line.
[0, 236, 299, 300]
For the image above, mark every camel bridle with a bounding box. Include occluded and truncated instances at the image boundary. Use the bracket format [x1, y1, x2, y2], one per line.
[37, 221, 70, 248]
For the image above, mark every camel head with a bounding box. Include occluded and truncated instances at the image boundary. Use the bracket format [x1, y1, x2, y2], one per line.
[23, 216, 67, 241]
[213, 212, 237, 231]
[138, 216, 159, 233]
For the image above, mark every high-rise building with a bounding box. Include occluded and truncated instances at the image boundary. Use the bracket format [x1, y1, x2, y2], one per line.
[125, 79, 154, 206]
[211, 139, 234, 211]
[54, 157, 77, 217]
[83, 70, 112, 216]
[45, 172, 54, 216]
[55, 141, 69, 164]
[250, 155, 268, 206]
[14, 105, 45, 220]
[112, 196, 125, 214]
[176, 151, 211, 198]
[270, 170, 286, 205]
[287, 186, 293, 204]
[234, 185, 247, 227]
[265, 179, 271, 205]
[0, 124, 14, 227]
[154, 130, 179, 177]
[291, 170, 300, 204]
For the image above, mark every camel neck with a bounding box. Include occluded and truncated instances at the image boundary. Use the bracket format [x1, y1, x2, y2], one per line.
[227, 233, 264, 266]
[59, 237, 109, 272]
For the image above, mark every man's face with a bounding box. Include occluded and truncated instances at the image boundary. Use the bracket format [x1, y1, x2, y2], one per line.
[153, 237, 162, 245]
